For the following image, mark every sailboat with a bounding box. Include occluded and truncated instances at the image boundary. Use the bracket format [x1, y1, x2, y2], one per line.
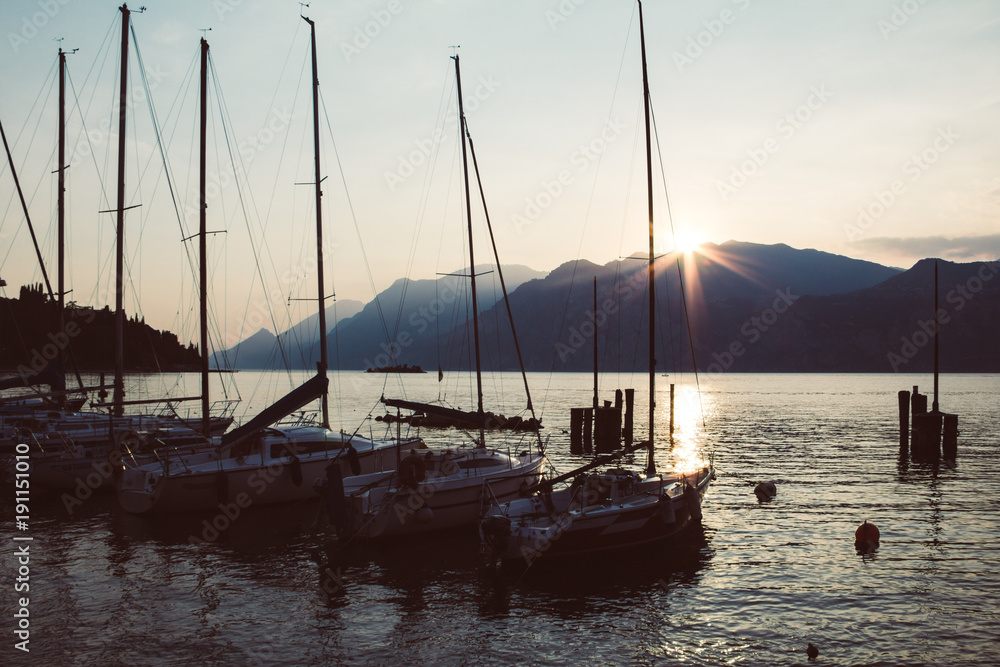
[1, 15, 232, 490]
[118, 15, 422, 514]
[480, 0, 713, 563]
[327, 52, 546, 541]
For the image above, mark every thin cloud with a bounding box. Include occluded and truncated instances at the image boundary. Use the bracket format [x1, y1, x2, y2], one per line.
[854, 234, 1000, 260]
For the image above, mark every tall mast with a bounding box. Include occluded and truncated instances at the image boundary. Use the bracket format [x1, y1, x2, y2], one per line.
[639, 0, 656, 476]
[57, 47, 67, 407]
[199, 37, 210, 436]
[453, 54, 486, 448]
[113, 3, 130, 418]
[57, 48, 66, 366]
[303, 16, 329, 428]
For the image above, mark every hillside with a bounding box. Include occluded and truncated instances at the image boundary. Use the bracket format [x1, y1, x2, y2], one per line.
[0, 284, 200, 373]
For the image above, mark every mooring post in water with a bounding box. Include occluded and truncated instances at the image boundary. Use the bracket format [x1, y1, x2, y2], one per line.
[898, 390, 910, 456]
[583, 408, 593, 454]
[942, 413, 958, 459]
[594, 405, 622, 454]
[570, 408, 583, 455]
[912, 410, 941, 461]
[910, 388, 927, 458]
[669, 383, 675, 440]
[624, 388, 635, 447]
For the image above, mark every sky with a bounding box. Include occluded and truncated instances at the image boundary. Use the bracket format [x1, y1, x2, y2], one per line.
[1, 0, 998, 350]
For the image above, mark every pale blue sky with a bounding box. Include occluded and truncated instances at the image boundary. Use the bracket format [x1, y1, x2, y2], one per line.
[1, 0, 998, 346]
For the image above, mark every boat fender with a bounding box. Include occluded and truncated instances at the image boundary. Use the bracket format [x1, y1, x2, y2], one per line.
[415, 507, 433, 524]
[481, 515, 511, 552]
[684, 483, 702, 522]
[398, 453, 426, 490]
[854, 520, 880, 553]
[754, 481, 777, 502]
[347, 445, 361, 476]
[288, 455, 303, 487]
[216, 471, 229, 504]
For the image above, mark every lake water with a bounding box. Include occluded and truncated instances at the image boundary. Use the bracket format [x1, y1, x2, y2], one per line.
[2, 372, 998, 665]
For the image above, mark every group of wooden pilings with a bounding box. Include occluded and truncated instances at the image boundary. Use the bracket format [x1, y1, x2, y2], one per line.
[898, 385, 958, 460]
[569, 384, 675, 455]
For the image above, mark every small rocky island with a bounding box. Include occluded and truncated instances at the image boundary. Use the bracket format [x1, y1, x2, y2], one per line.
[365, 364, 426, 373]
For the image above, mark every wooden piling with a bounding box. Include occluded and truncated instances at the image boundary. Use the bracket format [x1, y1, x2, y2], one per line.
[570, 408, 583, 455]
[594, 406, 622, 454]
[623, 388, 635, 447]
[898, 390, 910, 456]
[942, 413, 959, 459]
[614, 389, 623, 411]
[910, 390, 927, 458]
[583, 408, 593, 454]
[912, 411, 942, 461]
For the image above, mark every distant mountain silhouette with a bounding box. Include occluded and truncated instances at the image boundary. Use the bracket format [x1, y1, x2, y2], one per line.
[721, 257, 1000, 372]
[0, 283, 199, 374]
[210, 243, 1000, 373]
[216, 300, 364, 370]
[391, 241, 907, 373]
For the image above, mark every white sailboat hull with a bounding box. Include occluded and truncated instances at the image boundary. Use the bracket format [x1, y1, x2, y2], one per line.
[118, 427, 420, 514]
[344, 450, 545, 540]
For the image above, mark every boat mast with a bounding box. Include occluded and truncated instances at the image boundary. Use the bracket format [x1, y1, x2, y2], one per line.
[199, 37, 210, 436]
[113, 3, 130, 418]
[303, 15, 329, 428]
[639, 0, 656, 476]
[453, 53, 486, 448]
[57, 47, 66, 402]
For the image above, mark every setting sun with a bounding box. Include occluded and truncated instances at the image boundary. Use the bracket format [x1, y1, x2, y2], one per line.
[672, 228, 707, 254]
